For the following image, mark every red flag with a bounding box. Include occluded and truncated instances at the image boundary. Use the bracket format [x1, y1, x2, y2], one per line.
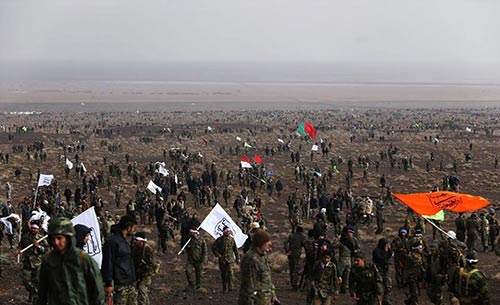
[202, 138, 207, 144]
[241, 155, 250, 163]
[253, 154, 263, 164]
[392, 191, 490, 216]
[304, 122, 316, 139]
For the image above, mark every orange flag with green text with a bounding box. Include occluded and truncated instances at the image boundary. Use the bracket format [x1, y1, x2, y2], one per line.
[392, 191, 490, 216]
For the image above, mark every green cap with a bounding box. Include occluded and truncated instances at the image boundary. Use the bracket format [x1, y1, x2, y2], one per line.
[48, 217, 75, 236]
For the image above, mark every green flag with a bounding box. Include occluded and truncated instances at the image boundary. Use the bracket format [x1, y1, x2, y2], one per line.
[333, 165, 339, 173]
[244, 142, 252, 148]
[423, 210, 444, 221]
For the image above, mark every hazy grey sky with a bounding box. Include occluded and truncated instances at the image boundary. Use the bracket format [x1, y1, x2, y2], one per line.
[1, 0, 499, 65]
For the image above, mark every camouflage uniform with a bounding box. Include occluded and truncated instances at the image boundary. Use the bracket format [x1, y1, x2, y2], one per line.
[132, 242, 159, 305]
[479, 214, 489, 252]
[20, 230, 49, 304]
[486, 213, 499, 252]
[283, 229, 305, 290]
[212, 233, 239, 291]
[334, 232, 359, 293]
[465, 214, 479, 251]
[238, 247, 276, 305]
[185, 235, 207, 288]
[449, 251, 490, 305]
[425, 243, 445, 305]
[310, 257, 339, 305]
[391, 230, 409, 287]
[455, 214, 467, 242]
[404, 249, 425, 305]
[349, 261, 383, 305]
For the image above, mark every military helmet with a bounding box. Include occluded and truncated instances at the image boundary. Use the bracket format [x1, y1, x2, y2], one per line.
[48, 217, 75, 236]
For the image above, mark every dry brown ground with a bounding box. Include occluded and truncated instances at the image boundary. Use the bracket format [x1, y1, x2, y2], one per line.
[0, 100, 500, 305]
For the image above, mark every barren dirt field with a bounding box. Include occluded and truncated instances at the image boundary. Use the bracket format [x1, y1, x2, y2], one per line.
[1, 86, 500, 305]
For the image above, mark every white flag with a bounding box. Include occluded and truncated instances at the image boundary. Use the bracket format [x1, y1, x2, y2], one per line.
[241, 161, 252, 169]
[38, 174, 54, 187]
[66, 158, 74, 170]
[207, 126, 213, 132]
[278, 138, 285, 144]
[71, 207, 103, 268]
[147, 180, 162, 194]
[311, 144, 319, 151]
[236, 136, 242, 142]
[199, 204, 248, 248]
[0, 214, 21, 235]
[174, 174, 178, 184]
[80, 162, 87, 172]
[156, 166, 169, 177]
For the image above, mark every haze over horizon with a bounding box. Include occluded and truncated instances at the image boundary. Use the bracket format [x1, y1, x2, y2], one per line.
[1, 0, 500, 84]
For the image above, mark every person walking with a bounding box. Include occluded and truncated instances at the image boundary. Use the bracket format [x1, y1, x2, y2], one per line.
[238, 229, 280, 305]
[185, 227, 207, 289]
[37, 218, 105, 305]
[101, 215, 138, 305]
[132, 232, 159, 305]
[212, 226, 240, 292]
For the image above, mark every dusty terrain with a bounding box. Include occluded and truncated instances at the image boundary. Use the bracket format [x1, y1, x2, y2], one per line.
[1, 83, 500, 305]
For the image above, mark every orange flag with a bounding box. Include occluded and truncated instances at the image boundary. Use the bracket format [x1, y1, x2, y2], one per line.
[392, 191, 490, 216]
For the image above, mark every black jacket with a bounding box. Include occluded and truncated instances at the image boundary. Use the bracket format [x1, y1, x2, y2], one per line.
[101, 225, 136, 287]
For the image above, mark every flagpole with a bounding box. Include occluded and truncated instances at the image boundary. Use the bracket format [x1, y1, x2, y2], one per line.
[32, 186, 39, 210]
[177, 222, 203, 256]
[422, 215, 454, 239]
[17, 220, 22, 263]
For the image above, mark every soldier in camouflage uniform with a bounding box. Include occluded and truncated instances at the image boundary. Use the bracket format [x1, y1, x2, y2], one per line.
[238, 229, 279, 305]
[441, 230, 467, 280]
[283, 226, 306, 290]
[19, 222, 49, 304]
[132, 232, 160, 305]
[449, 250, 490, 305]
[455, 213, 467, 242]
[334, 227, 359, 294]
[310, 250, 340, 305]
[478, 213, 489, 252]
[185, 227, 207, 289]
[486, 208, 499, 252]
[212, 226, 240, 292]
[391, 227, 409, 287]
[404, 242, 426, 305]
[465, 213, 479, 251]
[349, 252, 383, 305]
[425, 242, 446, 305]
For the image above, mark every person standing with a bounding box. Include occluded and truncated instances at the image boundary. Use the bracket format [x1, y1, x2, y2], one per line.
[238, 229, 280, 305]
[212, 226, 240, 292]
[449, 250, 490, 305]
[404, 242, 426, 305]
[132, 232, 159, 305]
[37, 218, 105, 305]
[283, 226, 306, 290]
[101, 215, 138, 305]
[349, 252, 383, 305]
[19, 222, 49, 304]
[310, 250, 340, 305]
[372, 238, 393, 305]
[185, 227, 207, 289]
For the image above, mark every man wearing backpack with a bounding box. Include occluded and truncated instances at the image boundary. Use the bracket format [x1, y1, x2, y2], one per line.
[37, 217, 105, 305]
[449, 250, 490, 305]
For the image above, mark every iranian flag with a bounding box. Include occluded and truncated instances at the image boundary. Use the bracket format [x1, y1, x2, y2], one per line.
[241, 155, 252, 168]
[297, 121, 316, 139]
